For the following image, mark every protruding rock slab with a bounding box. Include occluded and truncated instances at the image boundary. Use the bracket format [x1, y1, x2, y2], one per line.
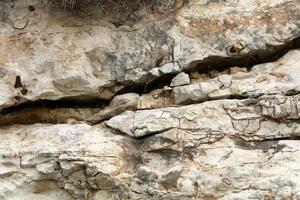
[107, 94, 300, 139]
[0, 0, 299, 109]
[174, 50, 300, 105]
[87, 93, 140, 124]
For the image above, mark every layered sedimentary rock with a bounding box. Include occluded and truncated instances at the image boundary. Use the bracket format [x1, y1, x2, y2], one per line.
[0, 0, 300, 199]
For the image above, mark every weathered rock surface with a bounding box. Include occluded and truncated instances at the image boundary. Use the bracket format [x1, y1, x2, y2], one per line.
[170, 72, 190, 87]
[1, 122, 300, 199]
[0, 0, 299, 109]
[173, 49, 300, 104]
[1, 0, 300, 199]
[87, 93, 140, 124]
[107, 94, 300, 138]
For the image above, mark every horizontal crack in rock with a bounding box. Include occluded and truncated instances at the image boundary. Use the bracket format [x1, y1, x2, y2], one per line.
[0, 37, 299, 127]
[185, 36, 300, 73]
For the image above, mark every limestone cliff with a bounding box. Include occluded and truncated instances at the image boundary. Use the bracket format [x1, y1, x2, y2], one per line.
[0, 0, 300, 199]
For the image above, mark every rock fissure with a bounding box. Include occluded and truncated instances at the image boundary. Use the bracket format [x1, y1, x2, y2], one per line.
[1, 1, 300, 199]
[1, 40, 300, 127]
[185, 37, 300, 73]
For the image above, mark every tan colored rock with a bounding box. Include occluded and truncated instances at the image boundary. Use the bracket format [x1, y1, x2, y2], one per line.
[0, 0, 299, 109]
[0, 0, 300, 199]
[173, 50, 300, 105]
[87, 93, 139, 124]
[229, 66, 248, 74]
[138, 89, 173, 110]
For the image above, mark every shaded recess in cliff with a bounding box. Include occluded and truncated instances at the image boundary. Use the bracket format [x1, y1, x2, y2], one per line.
[186, 36, 300, 73]
[0, 36, 299, 127]
[117, 36, 300, 95]
[0, 97, 109, 114]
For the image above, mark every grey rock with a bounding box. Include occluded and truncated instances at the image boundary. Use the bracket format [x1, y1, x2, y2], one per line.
[0, 0, 299, 109]
[0, 0, 300, 199]
[173, 80, 220, 104]
[170, 72, 190, 87]
[150, 62, 181, 77]
[174, 50, 300, 105]
[36, 160, 60, 174]
[107, 94, 300, 139]
[87, 93, 140, 124]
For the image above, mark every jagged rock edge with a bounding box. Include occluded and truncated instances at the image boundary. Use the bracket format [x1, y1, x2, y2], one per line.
[0, 36, 299, 126]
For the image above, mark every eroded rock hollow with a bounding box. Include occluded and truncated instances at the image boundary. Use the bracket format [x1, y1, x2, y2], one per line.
[0, 0, 300, 199]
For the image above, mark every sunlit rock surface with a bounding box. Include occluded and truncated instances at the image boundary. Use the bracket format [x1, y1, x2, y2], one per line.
[0, 0, 300, 199]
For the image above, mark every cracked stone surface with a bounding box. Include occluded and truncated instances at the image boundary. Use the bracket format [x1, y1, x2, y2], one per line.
[1, 0, 300, 199]
[0, 0, 299, 109]
[1, 124, 300, 199]
[107, 94, 300, 139]
[173, 49, 300, 105]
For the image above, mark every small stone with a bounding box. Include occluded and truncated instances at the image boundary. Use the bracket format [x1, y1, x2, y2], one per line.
[36, 160, 60, 174]
[159, 63, 181, 75]
[172, 83, 205, 105]
[229, 66, 248, 74]
[149, 63, 181, 77]
[149, 68, 161, 77]
[170, 72, 190, 87]
[163, 86, 173, 91]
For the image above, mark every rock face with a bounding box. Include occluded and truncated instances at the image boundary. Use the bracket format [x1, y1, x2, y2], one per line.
[0, 0, 300, 199]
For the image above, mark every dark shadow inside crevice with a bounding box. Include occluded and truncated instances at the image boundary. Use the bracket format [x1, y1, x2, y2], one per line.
[0, 37, 299, 125]
[0, 96, 109, 115]
[185, 36, 300, 74]
[234, 135, 300, 152]
[121, 36, 300, 96]
[114, 73, 176, 96]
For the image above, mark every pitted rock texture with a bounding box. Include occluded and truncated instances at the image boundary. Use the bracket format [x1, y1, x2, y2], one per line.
[0, 0, 299, 109]
[1, 124, 300, 200]
[1, 0, 300, 199]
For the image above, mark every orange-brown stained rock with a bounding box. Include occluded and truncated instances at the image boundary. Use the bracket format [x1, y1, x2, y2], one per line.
[0, 107, 98, 126]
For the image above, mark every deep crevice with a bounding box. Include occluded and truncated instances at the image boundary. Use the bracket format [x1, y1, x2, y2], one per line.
[0, 36, 299, 126]
[117, 36, 300, 96]
[0, 97, 109, 115]
[115, 73, 176, 95]
[185, 36, 300, 73]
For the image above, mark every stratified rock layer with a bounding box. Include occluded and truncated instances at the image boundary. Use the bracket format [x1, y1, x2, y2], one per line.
[0, 0, 299, 108]
[0, 0, 300, 199]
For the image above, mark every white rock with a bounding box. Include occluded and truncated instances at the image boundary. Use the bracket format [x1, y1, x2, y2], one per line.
[0, 0, 300, 199]
[173, 50, 300, 104]
[170, 72, 190, 87]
